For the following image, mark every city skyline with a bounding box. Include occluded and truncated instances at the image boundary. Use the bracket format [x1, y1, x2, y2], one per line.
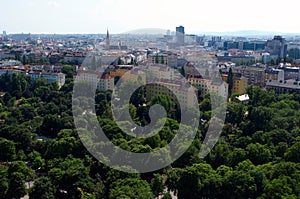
[2, 0, 300, 34]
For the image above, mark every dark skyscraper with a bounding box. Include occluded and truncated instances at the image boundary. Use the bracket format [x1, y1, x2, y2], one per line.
[176, 26, 185, 45]
[266, 36, 287, 59]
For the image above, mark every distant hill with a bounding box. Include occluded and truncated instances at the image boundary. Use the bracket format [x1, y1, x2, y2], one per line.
[195, 30, 300, 37]
[122, 28, 168, 35]
[121, 28, 300, 37]
[195, 30, 282, 36]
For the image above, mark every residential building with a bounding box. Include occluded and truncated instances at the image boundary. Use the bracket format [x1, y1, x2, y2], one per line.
[266, 79, 300, 94]
[222, 73, 247, 95]
[64, 53, 85, 64]
[188, 76, 228, 99]
[0, 67, 65, 88]
[265, 69, 284, 81]
[76, 70, 114, 91]
[147, 54, 168, 65]
[146, 79, 198, 110]
[233, 65, 266, 87]
[146, 64, 175, 80]
[98, 73, 114, 91]
[283, 66, 300, 80]
[121, 68, 146, 84]
[27, 72, 66, 88]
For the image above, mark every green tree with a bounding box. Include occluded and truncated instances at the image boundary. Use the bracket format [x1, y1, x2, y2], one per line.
[227, 67, 234, 95]
[0, 166, 8, 199]
[150, 95, 175, 118]
[150, 173, 165, 197]
[8, 161, 35, 181]
[246, 143, 272, 165]
[168, 164, 222, 199]
[0, 139, 16, 162]
[48, 156, 94, 198]
[259, 176, 297, 199]
[7, 172, 26, 199]
[285, 141, 300, 163]
[109, 178, 154, 199]
[222, 160, 259, 198]
[61, 65, 76, 78]
[29, 177, 56, 199]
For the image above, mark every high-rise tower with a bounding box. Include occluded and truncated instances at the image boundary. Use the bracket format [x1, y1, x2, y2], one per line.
[176, 26, 185, 45]
[2, 31, 7, 40]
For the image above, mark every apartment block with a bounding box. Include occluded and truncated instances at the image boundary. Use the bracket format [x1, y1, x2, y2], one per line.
[146, 80, 197, 110]
[233, 66, 266, 87]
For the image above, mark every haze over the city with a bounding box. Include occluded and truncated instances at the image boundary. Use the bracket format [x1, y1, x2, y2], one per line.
[2, 0, 300, 34]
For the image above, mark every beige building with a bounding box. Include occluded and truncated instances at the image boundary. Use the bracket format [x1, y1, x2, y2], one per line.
[121, 69, 146, 84]
[146, 80, 198, 110]
[98, 74, 114, 91]
[76, 70, 114, 91]
[188, 76, 228, 99]
[146, 64, 175, 80]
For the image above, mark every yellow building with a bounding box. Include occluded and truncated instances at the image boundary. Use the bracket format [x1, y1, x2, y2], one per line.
[121, 69, 146, 84]
[265, 69, 283, 82]
[109, 68, 129, 78]
[222, 74, 247, 95]
[146, 80, 198, 110]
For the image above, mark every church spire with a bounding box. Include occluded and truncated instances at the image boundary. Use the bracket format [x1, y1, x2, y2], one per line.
[106, 28, 110, 51]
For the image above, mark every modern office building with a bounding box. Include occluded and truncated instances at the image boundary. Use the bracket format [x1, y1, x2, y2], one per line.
[176, 26, 185, 45]
[266, 36, 288, 59]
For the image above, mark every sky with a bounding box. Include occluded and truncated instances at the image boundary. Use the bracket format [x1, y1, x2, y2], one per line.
[1, 0, 300, 34]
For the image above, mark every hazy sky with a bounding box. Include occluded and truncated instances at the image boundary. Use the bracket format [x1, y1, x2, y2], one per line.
[1, 0, 300, 34]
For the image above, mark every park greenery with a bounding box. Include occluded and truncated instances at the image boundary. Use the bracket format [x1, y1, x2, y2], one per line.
[0, 66, 299, 198]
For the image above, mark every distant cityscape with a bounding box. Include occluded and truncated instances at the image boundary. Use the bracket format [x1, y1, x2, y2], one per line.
[1, 25, 300, 101]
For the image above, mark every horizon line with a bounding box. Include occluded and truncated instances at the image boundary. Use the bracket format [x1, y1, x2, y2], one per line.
[3, 28, 300, 36]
